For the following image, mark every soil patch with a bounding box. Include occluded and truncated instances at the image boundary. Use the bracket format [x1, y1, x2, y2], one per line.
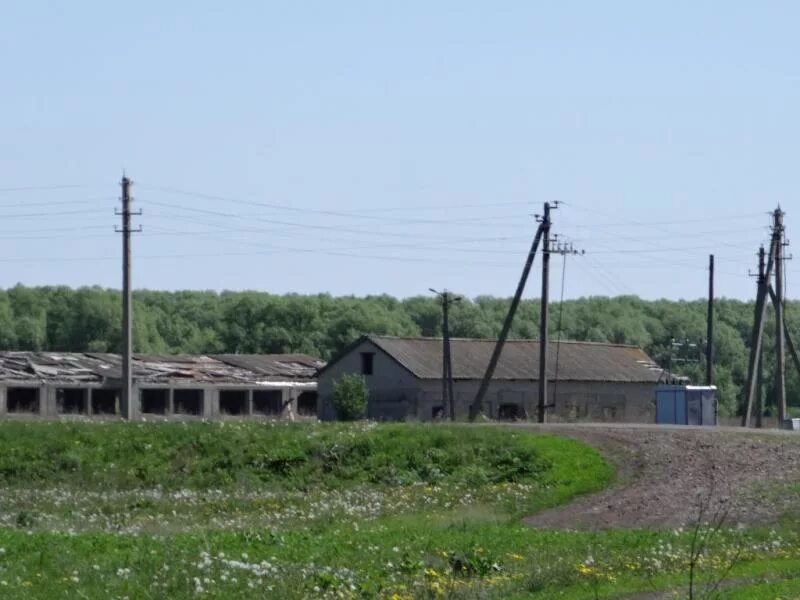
[517, 423, 800, 530]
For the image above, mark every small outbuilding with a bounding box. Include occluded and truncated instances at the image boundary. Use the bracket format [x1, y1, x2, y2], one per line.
[318, 335, 680, 423]
[655, 385, 717, 426]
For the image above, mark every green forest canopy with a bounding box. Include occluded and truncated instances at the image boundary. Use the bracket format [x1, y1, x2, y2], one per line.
[1, 284, 798, 416]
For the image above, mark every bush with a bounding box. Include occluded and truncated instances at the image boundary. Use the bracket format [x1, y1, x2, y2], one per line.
[331, 373, 369, 421]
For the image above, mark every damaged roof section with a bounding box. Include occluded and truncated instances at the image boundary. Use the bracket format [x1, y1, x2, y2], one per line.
[0, 352, 325, 385]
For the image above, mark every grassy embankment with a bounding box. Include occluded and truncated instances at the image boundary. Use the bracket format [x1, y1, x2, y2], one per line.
[0, 422, 797, 598]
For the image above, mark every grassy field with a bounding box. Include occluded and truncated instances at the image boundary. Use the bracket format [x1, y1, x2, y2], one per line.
[0, 422, 797, 598]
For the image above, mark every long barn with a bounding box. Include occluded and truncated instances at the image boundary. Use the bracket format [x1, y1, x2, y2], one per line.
[318, 335, 682, 422]
[0, 352, 324, 420]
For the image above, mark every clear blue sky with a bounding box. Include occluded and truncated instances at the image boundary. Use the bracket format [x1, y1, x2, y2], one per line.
[2, 2, 798, 301]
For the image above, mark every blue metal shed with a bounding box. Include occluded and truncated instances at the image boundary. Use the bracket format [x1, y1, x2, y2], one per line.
[655, 385, 717, 426]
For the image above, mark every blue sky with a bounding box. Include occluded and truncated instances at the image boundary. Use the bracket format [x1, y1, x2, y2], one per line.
[1, 2, 798, 300]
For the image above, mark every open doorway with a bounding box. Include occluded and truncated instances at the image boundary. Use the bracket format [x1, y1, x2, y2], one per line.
[174, 389, 203, 415]
[92, 389, 119, 415]
[219, 390, 247, 415]
[7, 388, 40, 414]
[56, 388, 87, 415]
[140, 389, 169, 415]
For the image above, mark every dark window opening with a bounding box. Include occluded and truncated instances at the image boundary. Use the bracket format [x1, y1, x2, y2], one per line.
[361, 352, 374, 375]
[174, 389, 203, 415]
[431, 405, 445, 419]
[498, 403, 522, 421]
[141, 389, 169, 415]
[220, 390, 247, 415]
[57, 388, 87, 415]
[7, 388, 39, 414]
[297, 391, 317, 416]
[92, 389, 119, 415]
[602, 406, 617, 421]
[252, 390, 282, 416]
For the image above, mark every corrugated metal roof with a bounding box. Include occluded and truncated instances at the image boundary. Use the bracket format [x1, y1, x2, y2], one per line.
[0, 352, 323, 385]
[365, 335, 666, 383]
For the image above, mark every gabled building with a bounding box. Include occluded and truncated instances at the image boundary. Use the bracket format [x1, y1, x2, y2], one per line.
[0, 352, 324, 420]
[318, 335, 679, 422]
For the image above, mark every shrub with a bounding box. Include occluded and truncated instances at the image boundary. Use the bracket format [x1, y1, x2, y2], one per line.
[331, 373, 369, 421]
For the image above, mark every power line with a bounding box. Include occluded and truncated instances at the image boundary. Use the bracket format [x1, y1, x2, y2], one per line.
[0, 184, 84, 193]
[0, 209, 100, 219]
[145, 210, 527, 244]
[563, 202, 764, 227]
[143, 205, 759, 261]
[590, 242, 757, 255]
[0, 199, 101, 209]
[144, 201, 538, 242]
[0, 247, 521, 268]
[137, 183, 537, 225]
[141, 224, 531, 258]
[0, 224, 108, 236]
[568, 226, 768, 244]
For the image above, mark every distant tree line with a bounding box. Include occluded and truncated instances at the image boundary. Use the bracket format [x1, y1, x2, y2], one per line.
[0, 284, 798, 416]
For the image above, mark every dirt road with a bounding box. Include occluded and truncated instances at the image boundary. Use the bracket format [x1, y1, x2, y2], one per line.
[516, 423, 800, 530]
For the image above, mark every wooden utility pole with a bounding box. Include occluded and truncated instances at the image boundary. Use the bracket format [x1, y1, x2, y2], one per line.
[706, 254, 714, 386]
[774, 207, 787, 423]
[537, 202, 552, 423]
[117, 175, 141, 419]
[431, 289, 460, 420]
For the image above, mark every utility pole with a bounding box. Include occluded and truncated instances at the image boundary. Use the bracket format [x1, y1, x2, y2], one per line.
[774, 207, 787, 424]
[471, 221, 546, 419]
[549, 237, 584, 410]
[537, 202, 554, 423]
[431, 288, 460, 420]
[706, 254, 715, 386]
[756, 246, 765, 428]
[744, 236, 777, 427]
[116, 175, 141, 419]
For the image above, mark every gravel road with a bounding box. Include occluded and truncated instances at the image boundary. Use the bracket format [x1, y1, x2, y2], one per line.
[514, 423, 800, 530]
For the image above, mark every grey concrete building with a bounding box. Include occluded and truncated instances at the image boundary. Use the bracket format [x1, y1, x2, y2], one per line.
[318, 335, 681, 423]
[0, 352, 324, 420]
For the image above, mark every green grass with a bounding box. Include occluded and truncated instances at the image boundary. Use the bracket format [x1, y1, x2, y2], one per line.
[0, 421, 796, 598]
[0, 421, 590, 491]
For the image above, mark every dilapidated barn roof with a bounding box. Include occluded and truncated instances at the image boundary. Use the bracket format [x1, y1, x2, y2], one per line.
[0, 352, 325, 385]
[327, 335, 669, 383]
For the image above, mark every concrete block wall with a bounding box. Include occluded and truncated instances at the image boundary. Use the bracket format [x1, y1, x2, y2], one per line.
[0, 383, 315, 421]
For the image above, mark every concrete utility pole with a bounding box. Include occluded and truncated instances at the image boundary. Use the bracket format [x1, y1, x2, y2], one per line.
[537, 202, 553, 424]
[774, 207, 787, 423]
[471, 221, 546, 419]
[117, 175, 141, 419]
[706, 254, 715, 386]
[756, 246, 765, 428]
[744, 237, 776, 427]
[431, 289, 460, 420]
[548, 238, 584, 411]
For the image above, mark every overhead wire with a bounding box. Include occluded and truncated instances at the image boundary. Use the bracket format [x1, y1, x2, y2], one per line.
[563, 201, 765, 227]
[0, 247, 520, 268]
[0, 184, 84, 193]
[142, 222, 528, 256]
[0, 209, 105, 219]
[137, 183, 538, 226]
[0, 181, 778, 301]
